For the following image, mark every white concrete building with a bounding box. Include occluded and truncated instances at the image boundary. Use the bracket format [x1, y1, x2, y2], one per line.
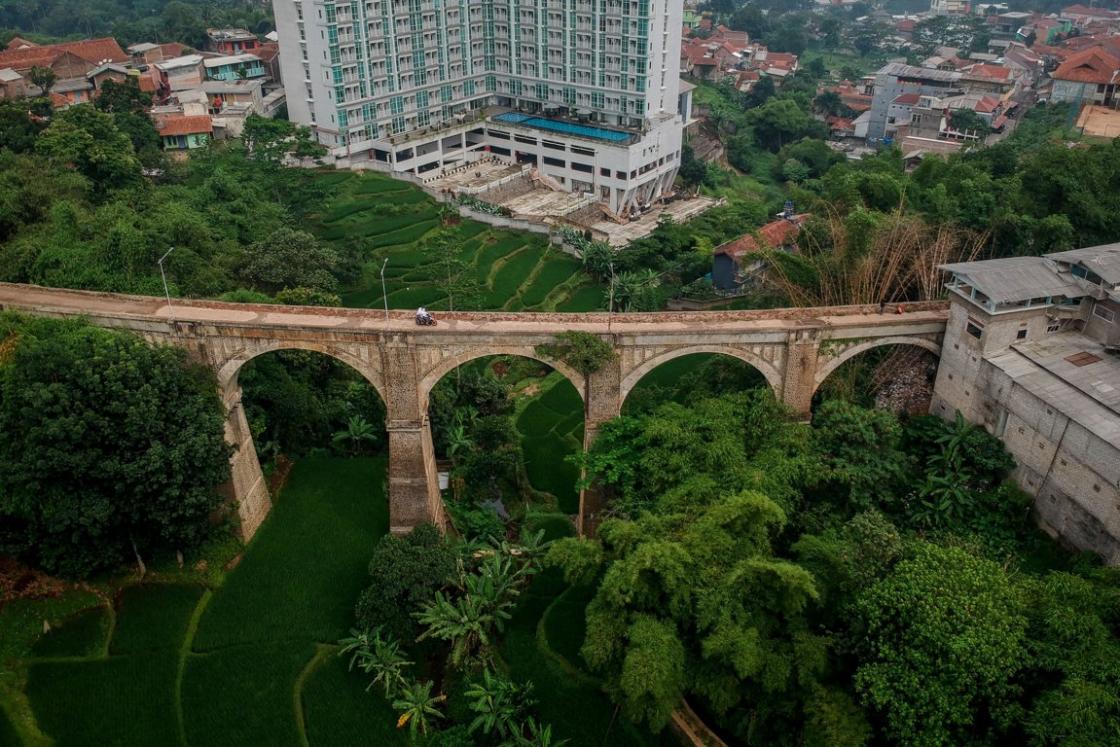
[271, 0, 688, 215]
[932, 246, 1120, 563]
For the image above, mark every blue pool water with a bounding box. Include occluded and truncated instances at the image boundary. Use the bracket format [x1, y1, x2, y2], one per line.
[492, 112, 631, 142]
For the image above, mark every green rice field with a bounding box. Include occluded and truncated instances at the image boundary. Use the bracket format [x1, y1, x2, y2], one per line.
[2, 456, 660, 746]
[307, 171, 605, 312]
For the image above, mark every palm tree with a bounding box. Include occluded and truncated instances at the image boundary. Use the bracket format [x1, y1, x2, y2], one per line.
[447, 424, 474, 465]
[332, 414, 379, 454]
[416, 590, 508, 667]
[515, 718, 570, 747]
[466, 668, 535, 739]
[392, 680, 446, 739]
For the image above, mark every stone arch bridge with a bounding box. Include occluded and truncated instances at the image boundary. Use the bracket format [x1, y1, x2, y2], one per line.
[0, 283, 948, 537]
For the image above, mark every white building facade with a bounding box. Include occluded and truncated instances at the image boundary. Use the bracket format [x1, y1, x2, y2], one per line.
[272, 0, 686, 214]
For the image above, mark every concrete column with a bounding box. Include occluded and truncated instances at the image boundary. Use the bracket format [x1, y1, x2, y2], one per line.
[386, 419, 445, 534]
[381, 341, 447, 534]
[578, 355, 623, 535]
[781, 332, 821, 422]
[221, 383, 271, 540]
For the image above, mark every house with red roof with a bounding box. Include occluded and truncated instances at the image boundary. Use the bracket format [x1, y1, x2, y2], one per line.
[711, 213, 809, 291]
[1050, 46, 1120, 105]
[1061, 4, 1120, 29]
[0, 37, 127, 76]
[155, 114, 213, 155]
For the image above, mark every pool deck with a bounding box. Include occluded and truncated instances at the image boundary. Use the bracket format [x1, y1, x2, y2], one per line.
[488, 108, 640, 146]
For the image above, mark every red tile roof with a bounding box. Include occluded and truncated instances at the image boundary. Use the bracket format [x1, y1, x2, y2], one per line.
[157, 115, 213, 137]
[715, 215, 809, 258]
[893, 92, 921, 105]
[1052, 46, 1120, 84]
[1062, 4, 1119, 18]
[0, 37, 127, 71]
[966, 63, 1012, 79]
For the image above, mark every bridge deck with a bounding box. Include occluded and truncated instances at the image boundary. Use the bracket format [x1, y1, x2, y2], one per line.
[0, 283, 948, 335]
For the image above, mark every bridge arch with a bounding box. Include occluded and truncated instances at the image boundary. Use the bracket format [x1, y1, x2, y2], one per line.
[619, 345, 784, 406]
[215, 340, 386, 402]
[813, 336, 941, 391]
[418, 347, 586, 405]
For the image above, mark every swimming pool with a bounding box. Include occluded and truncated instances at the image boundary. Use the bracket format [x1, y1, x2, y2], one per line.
[492, 112, 632, 143]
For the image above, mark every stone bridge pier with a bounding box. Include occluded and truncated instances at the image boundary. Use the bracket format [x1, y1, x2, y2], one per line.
[0, 283, 948, 541]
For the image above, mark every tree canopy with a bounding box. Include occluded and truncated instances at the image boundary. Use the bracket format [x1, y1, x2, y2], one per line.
[0, 314, 230, 577]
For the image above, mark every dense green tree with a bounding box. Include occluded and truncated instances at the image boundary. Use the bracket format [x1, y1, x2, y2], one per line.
[748, 98, 828, 152]
[242, 114, 326, 165]
[28, 65, 55, 94]
[37, 104, 142, 194]
[0, 314, 230, 577]
[811, 400, 908, 511]
[240, 227, 340, 293]
[854, 543, 1028, 747]
[354, 524, 458, 641]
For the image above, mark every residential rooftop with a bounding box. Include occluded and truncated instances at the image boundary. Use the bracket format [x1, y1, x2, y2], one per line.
[1046, 243, 1120, 285]
[987, 332, 1120, 445]
[940, 257, 1086, 303]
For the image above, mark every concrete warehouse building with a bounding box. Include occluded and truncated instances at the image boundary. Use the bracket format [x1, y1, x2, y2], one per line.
[271, 0, 687, 215]
[932, 245, 1120, 563]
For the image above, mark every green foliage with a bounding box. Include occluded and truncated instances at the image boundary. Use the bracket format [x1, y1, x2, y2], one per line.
[355, 524, 458, 641]
[338, 627, 414, 699]
[854, 543, 1028, 747]
[0, 0, 272, 48]
[0, 315, 230, 578]
[240, 349, 385, 459]
[464, 668, 536, 739]
[536, 331, 616, 379]
[812, 399, 907, 511]
[581, 391, 803, 517]
[242, 113, 326, 164]
[240, 227, 341, 293]
[393, 680, 447, 739]
[37, 104, 142, 194]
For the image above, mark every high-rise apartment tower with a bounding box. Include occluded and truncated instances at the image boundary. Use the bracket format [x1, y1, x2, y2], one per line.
[272, 0, 688, 214]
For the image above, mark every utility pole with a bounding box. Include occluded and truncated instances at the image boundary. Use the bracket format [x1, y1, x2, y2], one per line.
[157, 247, 176, 330]
[380, 257, 390, 321]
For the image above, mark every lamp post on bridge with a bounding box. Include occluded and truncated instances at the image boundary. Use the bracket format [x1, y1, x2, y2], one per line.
[157, 247, 176, 329]
[380, 257, 389, 321]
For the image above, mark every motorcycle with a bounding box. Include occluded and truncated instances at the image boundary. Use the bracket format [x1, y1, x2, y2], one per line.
[415, 314, 437, 326]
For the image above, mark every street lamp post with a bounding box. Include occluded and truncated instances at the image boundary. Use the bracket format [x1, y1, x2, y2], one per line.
[380, 257, 390, 320]
[607, 260, 615, 333]
[157, 247, 176, 329]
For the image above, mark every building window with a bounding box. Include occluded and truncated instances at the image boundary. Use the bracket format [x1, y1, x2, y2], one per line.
[994, 408, 1008, 437]
[1092, 304, 1116, 323]
[1016, 327, 1028, 340]
[1072, 264, 1105, 285]
[966, 317, 984, 339]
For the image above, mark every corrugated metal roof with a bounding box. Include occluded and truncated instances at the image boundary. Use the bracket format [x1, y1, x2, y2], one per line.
[877, 62, 963, 83]
[1045, 243, 1120, 284]
[940, 257, 1086, 302]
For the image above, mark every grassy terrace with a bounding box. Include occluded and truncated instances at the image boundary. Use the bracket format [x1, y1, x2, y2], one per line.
[2, 456, 660, 745]
[308, 171, 605, 312]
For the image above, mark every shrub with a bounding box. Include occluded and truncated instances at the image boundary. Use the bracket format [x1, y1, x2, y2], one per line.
[354, 524, 457, 641]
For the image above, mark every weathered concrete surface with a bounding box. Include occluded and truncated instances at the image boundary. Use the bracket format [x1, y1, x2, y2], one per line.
[0, 283, 948, 537]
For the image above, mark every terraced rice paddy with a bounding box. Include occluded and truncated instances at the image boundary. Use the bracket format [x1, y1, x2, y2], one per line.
[308, 171, 604, 312]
